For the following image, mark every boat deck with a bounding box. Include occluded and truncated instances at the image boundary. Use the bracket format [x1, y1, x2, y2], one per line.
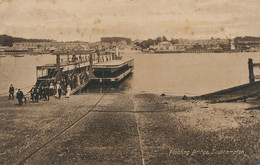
[90, 67, 134, 82]
[37, 61, 91, 69]
[92, 58, 134, 69]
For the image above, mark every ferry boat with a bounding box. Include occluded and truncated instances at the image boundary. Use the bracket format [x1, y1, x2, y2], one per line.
[90, 57, 134, 83]
[35, 47, 134, 95]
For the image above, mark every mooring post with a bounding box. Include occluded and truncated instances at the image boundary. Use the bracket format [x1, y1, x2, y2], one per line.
[248, 58, 255, 84]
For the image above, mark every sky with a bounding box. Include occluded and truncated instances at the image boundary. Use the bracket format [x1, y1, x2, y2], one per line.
[0, 0, 260, 41]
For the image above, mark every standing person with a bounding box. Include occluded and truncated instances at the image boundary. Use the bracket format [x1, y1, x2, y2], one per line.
[43, 86, 47, 100]
[49, 83, 55, 96]
[73, 75, 78, 89]
[55, 82, 61, 98]
[33, 86, 37, 102]
[16, 89, 24, 106]
[9, 84, 14, 99]
[66, 85, 71, 98]
[35, 88, 39, 102]
[30, 86, 36, 102]
[39, 86, 43, 100]
[44, 85, 50, 101]
[58, 86, 62, 99]
[46, 86, 50, 101]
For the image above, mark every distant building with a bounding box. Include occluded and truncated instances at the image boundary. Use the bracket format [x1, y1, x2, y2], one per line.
[150, 41, 185, 53]
[12, 41, 91, 54]
[0, 46, 9, 51]
[149, 41, 172, 50]
[235, 40, 260, 52]
[0, 46, 9, 55]
[158, 41, 172, 50]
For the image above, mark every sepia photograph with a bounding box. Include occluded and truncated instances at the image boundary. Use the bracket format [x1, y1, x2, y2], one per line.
[0, 0, 260, 164]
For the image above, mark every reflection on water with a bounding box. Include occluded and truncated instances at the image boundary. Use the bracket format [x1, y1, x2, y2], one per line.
[80, 73, 133, 94]
[1, 51, 260, 96]
[83, 51, 260, 96]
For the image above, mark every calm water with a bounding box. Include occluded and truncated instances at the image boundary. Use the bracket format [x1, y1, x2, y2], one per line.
[0, 54, 56, 95]
[1, 51, 260, 96]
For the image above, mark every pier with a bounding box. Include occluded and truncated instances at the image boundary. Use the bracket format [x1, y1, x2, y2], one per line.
[196, 58, 260, 102]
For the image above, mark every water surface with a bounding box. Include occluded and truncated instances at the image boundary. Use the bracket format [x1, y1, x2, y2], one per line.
[119, 51, 260, 96]
[1, 51, 260, 96]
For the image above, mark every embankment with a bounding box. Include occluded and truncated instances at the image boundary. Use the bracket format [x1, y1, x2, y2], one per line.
[196, 81, 260, 102]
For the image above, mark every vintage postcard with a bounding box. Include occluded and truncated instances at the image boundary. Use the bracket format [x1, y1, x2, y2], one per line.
[0, 0, 260, 164]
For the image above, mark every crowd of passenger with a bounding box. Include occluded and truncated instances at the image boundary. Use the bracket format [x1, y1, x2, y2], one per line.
[8, 83, 70, 106]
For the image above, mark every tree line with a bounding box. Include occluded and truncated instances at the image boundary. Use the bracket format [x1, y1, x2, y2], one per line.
[135, 36, 179, 49]
[0, 34, 54, 46]
[101, 37, 132, 45]
[234, 36, 260, 43]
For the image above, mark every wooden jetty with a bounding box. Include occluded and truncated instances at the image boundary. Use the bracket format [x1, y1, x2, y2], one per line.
[196, 58, 260, 102]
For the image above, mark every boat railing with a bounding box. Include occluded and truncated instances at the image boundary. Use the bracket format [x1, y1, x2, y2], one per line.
[35, 48, 121, 91]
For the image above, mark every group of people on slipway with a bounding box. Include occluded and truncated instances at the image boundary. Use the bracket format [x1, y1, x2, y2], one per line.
[9, 83, 72, 106]
[54, 82, 71, 98]
[8, 84, 25, 106]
